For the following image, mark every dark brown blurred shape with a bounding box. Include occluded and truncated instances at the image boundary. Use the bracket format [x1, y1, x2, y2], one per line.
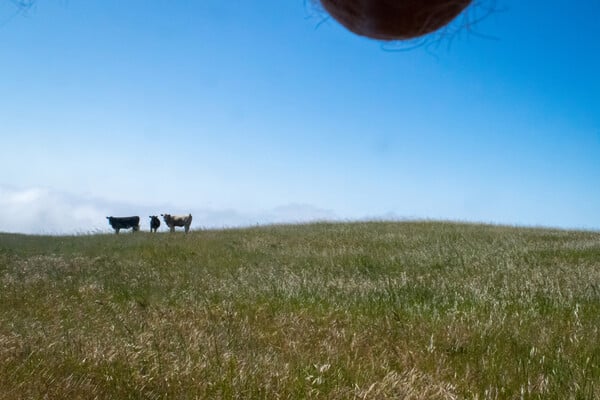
[320, 0, 472, 40]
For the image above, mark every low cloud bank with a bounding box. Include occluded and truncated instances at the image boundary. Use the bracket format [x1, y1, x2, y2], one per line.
[0, 185, 338, 235]
[0, 186, 108, 234]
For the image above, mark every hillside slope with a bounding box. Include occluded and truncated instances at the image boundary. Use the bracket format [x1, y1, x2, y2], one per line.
[1, 221, 599, 399]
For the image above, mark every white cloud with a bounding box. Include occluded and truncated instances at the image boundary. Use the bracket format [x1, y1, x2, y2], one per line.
[192, 203, 338, 229]
[262, 203, 338, 224]
[0, 185, 339, 235]
[0, 185, 110, 234]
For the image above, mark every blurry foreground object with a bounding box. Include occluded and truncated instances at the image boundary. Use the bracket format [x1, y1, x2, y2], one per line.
[319, 0, 472, 40]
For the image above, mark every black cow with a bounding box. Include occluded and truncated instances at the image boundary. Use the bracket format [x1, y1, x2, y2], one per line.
[106, 216, 140, 234]
[149, 215, 160, 232]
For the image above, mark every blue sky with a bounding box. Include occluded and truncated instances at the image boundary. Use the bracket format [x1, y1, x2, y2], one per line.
[1, 0, 599, 233]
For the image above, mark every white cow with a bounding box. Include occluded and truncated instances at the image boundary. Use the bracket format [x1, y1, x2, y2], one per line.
[161, 213, 192, 233]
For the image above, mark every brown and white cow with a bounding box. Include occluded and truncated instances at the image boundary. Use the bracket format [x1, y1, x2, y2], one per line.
[161, 213, 192, 233]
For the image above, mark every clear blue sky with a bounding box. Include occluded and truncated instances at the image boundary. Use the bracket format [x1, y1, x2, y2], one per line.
[1, 0, 599, 233]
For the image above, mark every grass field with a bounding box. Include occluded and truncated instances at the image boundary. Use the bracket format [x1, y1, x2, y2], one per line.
[1, 221, 600, 399]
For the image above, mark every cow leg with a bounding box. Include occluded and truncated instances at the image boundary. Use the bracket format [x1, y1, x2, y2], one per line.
[115, 228, 120, 234]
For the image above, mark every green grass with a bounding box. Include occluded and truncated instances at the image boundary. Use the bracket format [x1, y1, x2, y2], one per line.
[1, 221, 600, 399]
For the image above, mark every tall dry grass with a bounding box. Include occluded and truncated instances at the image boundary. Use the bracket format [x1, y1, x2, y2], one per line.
[1, 221, 599, 398]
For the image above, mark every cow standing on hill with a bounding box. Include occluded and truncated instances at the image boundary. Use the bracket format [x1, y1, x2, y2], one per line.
[149, 215, 161, 232]
[106, 216, 140, 234]
[162, 213, 192, 233]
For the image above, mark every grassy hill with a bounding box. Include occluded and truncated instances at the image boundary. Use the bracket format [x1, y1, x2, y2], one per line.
[1, 221, 600, 399]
